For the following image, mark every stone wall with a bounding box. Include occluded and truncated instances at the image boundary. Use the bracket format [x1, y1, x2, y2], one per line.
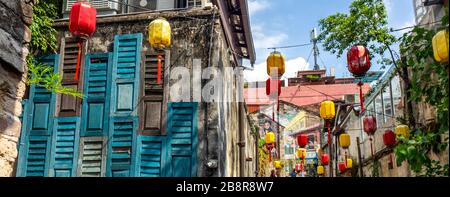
[0, 0, 33, 177]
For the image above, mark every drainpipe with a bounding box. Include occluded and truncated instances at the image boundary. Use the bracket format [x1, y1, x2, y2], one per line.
[238, 102, 246, 177]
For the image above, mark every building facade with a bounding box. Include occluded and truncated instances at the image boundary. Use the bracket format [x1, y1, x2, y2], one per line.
[15, 0, 257, 177]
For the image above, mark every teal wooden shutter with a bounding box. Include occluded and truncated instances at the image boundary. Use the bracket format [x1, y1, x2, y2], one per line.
[167, 102, 198, 177]
[81, 53, 112, 137]
[108, 34, 142, 177]
[49, 117, 80, 177]
[16, 100, 30, 176]
[107, 117, 137, 177]
[111, 33, 142, 117]
[29, 55, 59, 136]
[17, 54, 59, 177]
[135, 136, 168, 177]
[24, 135, 52, 176]
[77, 137, 106, 177]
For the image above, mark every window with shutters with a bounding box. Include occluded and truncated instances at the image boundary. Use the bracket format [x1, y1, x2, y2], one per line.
[58, 37, 84, 117]
[77, 137, 107, 177]
[81, 53, 112, 137]
[17, 55, 59, 177]
[50, 117, 80, 177]
[139, 51, 169, 136]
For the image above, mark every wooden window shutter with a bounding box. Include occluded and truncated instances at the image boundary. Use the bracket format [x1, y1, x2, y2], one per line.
[107, 33, 142, 176]
[77, 137, 107, 177]
[139, 50, 170, 135]
[58, 37, 84, 117]
[16, 54, 59, 177]
[167, 102, 198, 177]
[81, 53, 112, 137]
[135, 135, 168, 177]
[111, 33, 142, 116]
[49, 117, 80, 177]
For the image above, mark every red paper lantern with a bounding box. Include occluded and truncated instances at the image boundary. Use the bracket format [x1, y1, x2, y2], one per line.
[363, 116, 377, 136]
[69, 2, 96, 81]
[295, 163, 302, 172]
[338, 162, 347, 174]
[69, 2, 97, 38]
[347, 45, 371, 77]
[266, 79, 282, 97]
[383, 130, 396, 147]
[297, 134, 308, 148]
[321, 154, 329, 166]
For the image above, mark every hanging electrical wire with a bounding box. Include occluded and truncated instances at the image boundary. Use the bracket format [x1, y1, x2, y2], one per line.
[389, 20, 445, 32]
[105, 0, 210, 21]
[267, 42, 315, 50]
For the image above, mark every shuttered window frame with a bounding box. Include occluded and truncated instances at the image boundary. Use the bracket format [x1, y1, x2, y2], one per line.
[57, 37, 86, 117]
[81, 53, 113, 137]
[77, 137, 107, 177]
[16, 54, 59, 177]
[139, 50, 170, 136]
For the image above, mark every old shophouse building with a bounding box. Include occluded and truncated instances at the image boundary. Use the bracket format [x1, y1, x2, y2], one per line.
[15, 0, 257, 177]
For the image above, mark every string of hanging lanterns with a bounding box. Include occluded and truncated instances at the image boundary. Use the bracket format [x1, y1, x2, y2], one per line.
[295, 134, 308, 175]
[339, 133, 351, 168]
[265, 50, 286, 175]
[319, 100, 335, 177]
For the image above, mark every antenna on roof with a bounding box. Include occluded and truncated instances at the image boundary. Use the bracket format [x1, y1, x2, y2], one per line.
[310, 28, 320, 71]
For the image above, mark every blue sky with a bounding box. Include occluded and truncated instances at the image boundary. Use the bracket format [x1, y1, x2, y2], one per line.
[243, 0, 416, 82]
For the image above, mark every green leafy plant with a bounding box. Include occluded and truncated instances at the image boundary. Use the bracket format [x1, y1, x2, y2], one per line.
[394, 130, 448, 177]
[28, 0, 82, 98]
[394, 10, 449, 177]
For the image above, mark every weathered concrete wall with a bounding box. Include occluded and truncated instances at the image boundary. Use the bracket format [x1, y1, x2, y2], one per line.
[53, 7, 255, 177]
[0, 0, 33, 177]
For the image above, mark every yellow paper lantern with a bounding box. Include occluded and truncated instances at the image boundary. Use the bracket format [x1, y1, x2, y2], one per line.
[346, 158, 353, 169]
[265, 132, 275, 144]
[274, 161, 282, 169]
[317, 165, 325, 175]
[395, 125, 410, 139]
[339, 133, 351, 149]
[267, 51, 286, 78]
[148, 18, 172, 50]
[320, 100, 336, 120]
[297, 148, 307, 159]
[432, 30, 449, 63]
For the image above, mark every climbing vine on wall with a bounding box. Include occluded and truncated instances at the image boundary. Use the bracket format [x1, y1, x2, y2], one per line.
[394, 11, 449, 177]
[28, 0, 82, 98]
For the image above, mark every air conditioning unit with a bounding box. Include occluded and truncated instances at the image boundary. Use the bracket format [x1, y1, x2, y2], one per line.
[64, 0, 119, 13]
[202, 0, 213, 8]
[344, 94, 356, 103]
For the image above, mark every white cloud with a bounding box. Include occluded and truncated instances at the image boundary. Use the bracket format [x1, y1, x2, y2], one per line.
[252, 23, 288, 49]
[244, 56, 310, 82]
[248, 0, 270, 15]
[383, 0, 393, 14]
